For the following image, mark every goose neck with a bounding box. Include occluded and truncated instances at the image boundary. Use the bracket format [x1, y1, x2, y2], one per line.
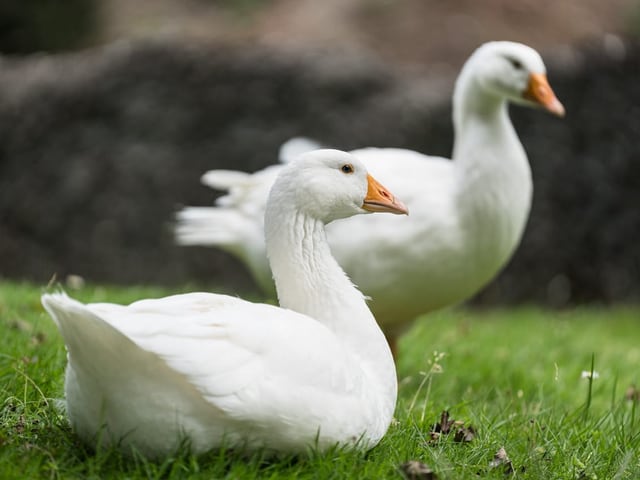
[266, 209, 373, 335]
[452, 78, 511, 152]
[451, 71, 528, 175]
[449, 71, 533, 273]
[264, 204, 396, 397]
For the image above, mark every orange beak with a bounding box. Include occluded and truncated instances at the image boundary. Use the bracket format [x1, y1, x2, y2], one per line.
[362, 174, 408, 215]
[523, 73, 565, 117]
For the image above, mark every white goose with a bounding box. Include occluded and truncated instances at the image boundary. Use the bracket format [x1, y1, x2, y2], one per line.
[42, 149, 407, 457]
[176, 41, 565, 353]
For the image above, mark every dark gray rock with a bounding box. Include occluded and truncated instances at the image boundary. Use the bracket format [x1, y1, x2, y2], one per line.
[0, 38, 638, 306]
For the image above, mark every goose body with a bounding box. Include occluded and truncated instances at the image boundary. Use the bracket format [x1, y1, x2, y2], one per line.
[175, 42, 564, 348]
[43, 150, 406, 456]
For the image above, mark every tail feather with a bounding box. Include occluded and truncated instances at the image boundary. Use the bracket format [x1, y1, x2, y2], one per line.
[278, 137, 322, 164]
[172, 136, 321, 295]
[200, 170, 252, 191]
[41, 293, 213, 454]
[42, 293, 191, 400]
[199, 165, 282, 213]
[174, 207, 274, 294]
[41, 293, 141, 377]
[174, 207, 259, 248]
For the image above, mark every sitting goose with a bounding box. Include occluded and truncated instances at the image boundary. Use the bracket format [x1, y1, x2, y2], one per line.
[42, 149, 407, 457]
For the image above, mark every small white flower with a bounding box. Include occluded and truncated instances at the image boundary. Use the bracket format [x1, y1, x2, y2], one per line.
[581, 370, 600, 379]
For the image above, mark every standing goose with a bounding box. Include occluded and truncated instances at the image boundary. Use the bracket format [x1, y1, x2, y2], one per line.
[42, 149, 407, 457]
[175, 41, 565, 353]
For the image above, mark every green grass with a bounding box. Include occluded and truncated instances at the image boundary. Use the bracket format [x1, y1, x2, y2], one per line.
[1, 280, 639, 479]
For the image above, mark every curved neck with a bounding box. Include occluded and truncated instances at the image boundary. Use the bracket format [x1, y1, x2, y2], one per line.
[264, 201, 396, 395]
[451, 68, 532, 195]
[452, 74, 522, 163]
[450, 71, 533, 270]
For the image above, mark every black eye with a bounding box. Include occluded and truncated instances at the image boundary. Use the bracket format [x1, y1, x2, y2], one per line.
[341, 164, 354, 174]
[507, 57, 523, 70]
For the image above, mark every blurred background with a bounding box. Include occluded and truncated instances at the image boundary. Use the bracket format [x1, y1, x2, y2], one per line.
[0, 0, 639, 307]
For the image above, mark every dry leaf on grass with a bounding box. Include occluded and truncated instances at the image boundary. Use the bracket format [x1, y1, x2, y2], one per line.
[431, 410, 455, 434]
[454, 425, 476, 443]
[429, 410, 476, 443]
[30, 332, 47, 345]
[488, 446, 515, 475]
[399, 460, 438, 480]
[14, 415, 25, 435]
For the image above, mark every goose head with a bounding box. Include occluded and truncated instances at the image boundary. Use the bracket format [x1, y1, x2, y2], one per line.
[462, 41, 565, 117]
[268, 149, 408, 224]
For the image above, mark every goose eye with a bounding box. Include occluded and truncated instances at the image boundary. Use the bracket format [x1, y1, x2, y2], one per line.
[507, 57, 523, 70]
[341, 164, 354, 174]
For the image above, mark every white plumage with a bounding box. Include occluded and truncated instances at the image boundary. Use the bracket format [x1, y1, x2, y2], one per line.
[43, 150, 407, 457]
[175, 42, 565, 350]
